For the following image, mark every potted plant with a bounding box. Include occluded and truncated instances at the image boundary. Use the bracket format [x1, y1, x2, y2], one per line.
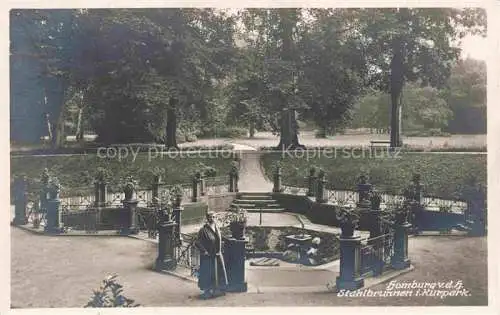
[230, 161, 239, 178]
[394, 204, 411, 225]
[47, 177, 61, 200]
[203, 165, 217, 178]
[170, 185, 184, 207]
[123, 177, 137, 201]
[95, 167, 111, 184]
[336, 207, 360, 238]
[41, 168, 50, 185]
[227, 205, 247, 240]
[149, 166, 165, 183]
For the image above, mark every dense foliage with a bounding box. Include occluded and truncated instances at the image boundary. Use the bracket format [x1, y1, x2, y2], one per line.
[10, 8, 486, 147]
[11, 154, 233, 195]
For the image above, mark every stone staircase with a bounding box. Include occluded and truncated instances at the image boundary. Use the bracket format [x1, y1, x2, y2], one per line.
[232, 192, 285, 213]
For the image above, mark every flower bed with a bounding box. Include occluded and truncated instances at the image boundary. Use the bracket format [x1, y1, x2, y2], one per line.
[215, 226, 341, 266]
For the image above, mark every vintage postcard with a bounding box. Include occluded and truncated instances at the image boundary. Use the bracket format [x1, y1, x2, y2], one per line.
[4, 1, 497, 314]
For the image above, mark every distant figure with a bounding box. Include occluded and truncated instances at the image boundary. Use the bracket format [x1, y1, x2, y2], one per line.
[195, 212, 228, 299]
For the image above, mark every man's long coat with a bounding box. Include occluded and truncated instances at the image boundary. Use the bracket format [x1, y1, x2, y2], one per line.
[195, 223, 228, 291]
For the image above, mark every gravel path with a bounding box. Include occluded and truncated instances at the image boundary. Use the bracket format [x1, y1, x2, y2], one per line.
[11, 227, 487, 307]
[228, 132, 485, 150]
[237, 150, 273, 192]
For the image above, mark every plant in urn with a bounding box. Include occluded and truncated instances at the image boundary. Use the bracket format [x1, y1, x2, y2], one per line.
[336, 207, 360, 238]
[123, 177, 137, 201]
[47, 177, 61, 199]
[228, 205, 247, 240]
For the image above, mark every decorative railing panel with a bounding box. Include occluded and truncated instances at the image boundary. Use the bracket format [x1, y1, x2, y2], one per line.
[358, 232, 394, 277]
[280, 185, 468, 214]
[205, 176, 229, 195]
[176, 233, 200, 277]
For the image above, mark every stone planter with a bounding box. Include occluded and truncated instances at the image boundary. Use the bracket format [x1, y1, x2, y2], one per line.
[230, 221, 246, 240]
[340, 222, 357, 238]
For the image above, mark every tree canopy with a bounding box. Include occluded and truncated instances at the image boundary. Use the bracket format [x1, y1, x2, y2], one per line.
[10, 8, 486, 148]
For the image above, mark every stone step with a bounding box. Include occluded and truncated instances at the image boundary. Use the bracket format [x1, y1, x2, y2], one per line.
[246, 208, 285, 213]
[233, 199, 278, 204]
[236, 196, 274, 201]
[231, 203, 282, 209]
[236, 193, 273, 199]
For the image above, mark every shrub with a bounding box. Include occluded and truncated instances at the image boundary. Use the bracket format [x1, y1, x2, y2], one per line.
[85, 275, 139, 308]
[197, 126, 248, 139]
[11, 154, 233, 196]
[261, 153, 486, 201]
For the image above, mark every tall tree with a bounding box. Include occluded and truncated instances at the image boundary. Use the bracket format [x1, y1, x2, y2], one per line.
[347, 8, 486, 147]
[298, 9, 368, 137]
[444, 58, 486, 134]
[80, 9, 235, 146]
[10, 9, 85, 146]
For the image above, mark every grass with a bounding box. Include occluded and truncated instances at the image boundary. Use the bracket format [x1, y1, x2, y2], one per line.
[261, 152, 486, 201]
[10, 143, 234, 155]
[11, 153, 233, 195]
[258, 145, 486, 152]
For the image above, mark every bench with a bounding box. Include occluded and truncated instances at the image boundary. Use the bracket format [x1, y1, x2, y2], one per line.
[369, 140, 391, 150]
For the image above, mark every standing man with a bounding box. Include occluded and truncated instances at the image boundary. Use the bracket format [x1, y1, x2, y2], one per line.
[195, 211, 228, 299]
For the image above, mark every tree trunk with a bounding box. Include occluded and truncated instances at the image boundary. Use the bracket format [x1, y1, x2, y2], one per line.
[53, 109, 65, 148]
[249, 121, 255, 138]
[76, 108, 84, 142]
[316, 125, 327, 138]
[275, 10, 304, 151]
[165, 98, 179, 150]
[276, 109, 304, 150]
[45, 114, 53, 144]
[390, 39, 405, 148]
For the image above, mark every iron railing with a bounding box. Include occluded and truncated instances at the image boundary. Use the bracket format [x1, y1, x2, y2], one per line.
[176, 233, 200, 278]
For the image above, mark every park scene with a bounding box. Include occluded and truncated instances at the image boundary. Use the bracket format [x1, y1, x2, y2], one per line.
[10, 8, 487, 308]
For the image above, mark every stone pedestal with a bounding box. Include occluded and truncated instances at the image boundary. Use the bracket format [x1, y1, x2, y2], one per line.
[234, 176, 239, 193]
[200, 178, 206, 196]
[368, 210, 382, 239]
[172, 206, 183, 243]
[391, 223, 411, 269]
[155, 221, 177, 271]
[152, 176, 161, 207]
[229, 175, 234, 193]
[336, 236, 364, 291]
[121, 199, 139, 235]
[468, 218, 486, 237]
[223, 237, 248, 292]
[307, 176, 316, 197]
[45, 199, 62, 234]
[272, 167, 282, 193]
[315, 178, 327, 203]
[94, 181, 107, 207]
[357, 183, 372, 208]
[39, 189, 48, 214]
[285, 234, 312, 263]
[13, 178, 28, 225]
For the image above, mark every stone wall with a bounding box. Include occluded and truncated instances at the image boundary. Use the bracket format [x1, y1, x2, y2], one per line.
[205, 193, 237, 212]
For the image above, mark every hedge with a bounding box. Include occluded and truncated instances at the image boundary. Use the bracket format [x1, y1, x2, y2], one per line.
[11, 154, 233, 195]
[261, 152, 486, 201]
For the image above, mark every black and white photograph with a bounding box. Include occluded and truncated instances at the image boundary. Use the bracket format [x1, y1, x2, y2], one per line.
[6, 2, 493, 311]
